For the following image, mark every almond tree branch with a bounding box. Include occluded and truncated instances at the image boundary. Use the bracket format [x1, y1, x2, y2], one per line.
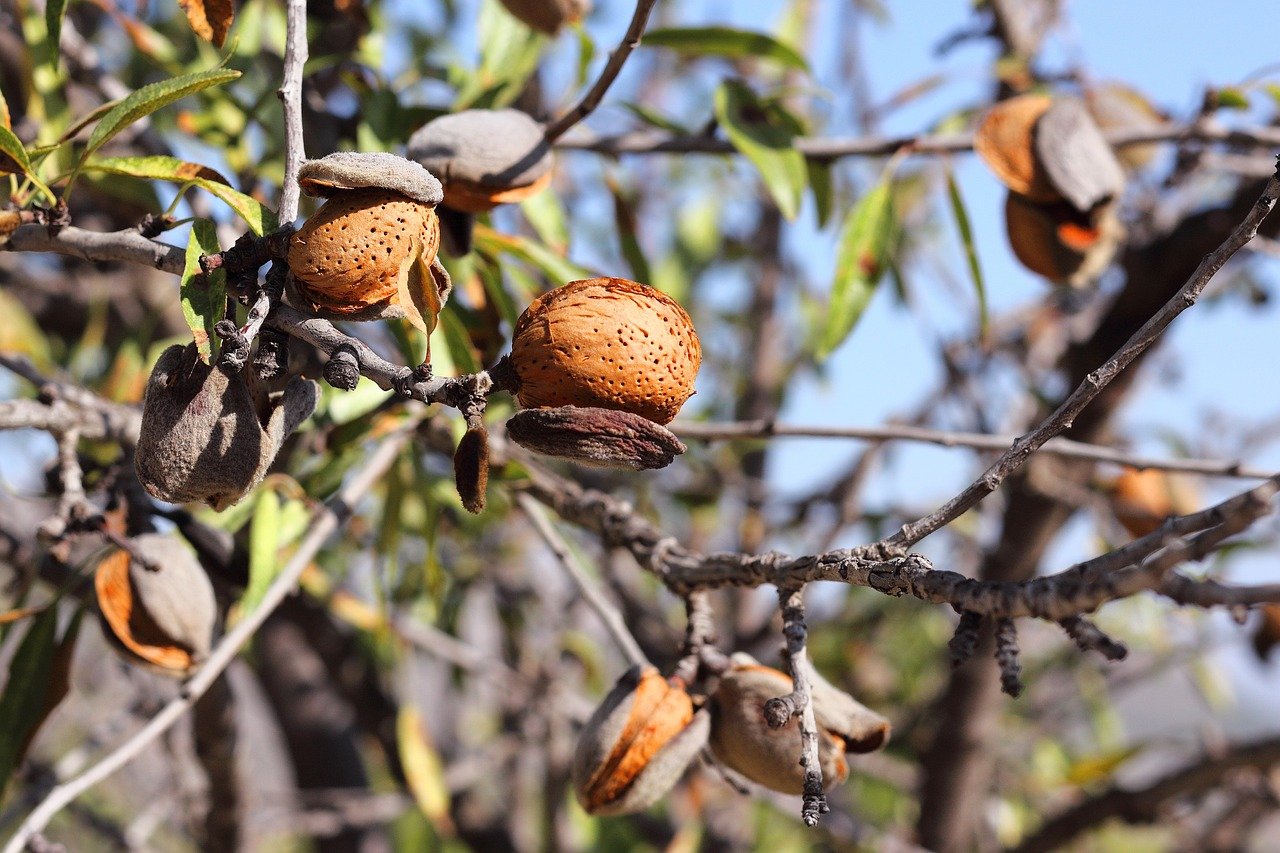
[554, 122, 1280, 158]
[515, 492, 649, 669]
[673, 420, 1278, 480]
[2, 421, 416, 853]
[276, 0, 308, 226]
[543, 0, 660, 142]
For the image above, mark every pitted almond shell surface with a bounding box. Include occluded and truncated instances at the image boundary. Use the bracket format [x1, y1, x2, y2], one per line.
[288, 188, 445, 332]
[974, 94, 1058, 202]
[511, 278, 701, 425]
[95, 534, 217, 675]
[707, 663, 849, 794]
[572, 665, 709, 815]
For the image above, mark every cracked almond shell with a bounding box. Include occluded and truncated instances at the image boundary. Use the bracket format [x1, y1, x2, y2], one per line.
[497, 0, 590, 34]
[94, 534, 217, 675]
[1004, 191, 1122, 288]
[510, 278, 701, 425]
[707, 655, 890, 795]
[974, 94, 1058, 202]
[407, 109, 553, 214]
[572, 665, 710, 816]
[135, 343, 318, 511]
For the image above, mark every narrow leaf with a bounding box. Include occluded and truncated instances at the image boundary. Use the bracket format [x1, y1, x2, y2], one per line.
[714, 81, 807, 219]
[473, 225, 592, 285]
[241, 489, 282, 617]
[645, 26, 809, 71]
[807, 158, 835, 229]
[45, 0, 68, 68]
[179, 0, 236, 47]
[0, 126, 53, 201]
[80, 69, 241, 164]
[944, 169, 988, 337]
[180, 219, 226, 362]
[397, 706, 454, 836]
[87, 155, 276, 234]
[818, 177, 896, 359]
[0, 606, 60, 796]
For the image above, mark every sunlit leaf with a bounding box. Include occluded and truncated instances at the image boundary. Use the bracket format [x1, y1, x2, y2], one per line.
[807, 158, 835, 228]
[474, 224, 592, 285]
[817, 175, 896, 359]
[79, 69, 241, 165]
[397, 706, 454, 835]
[714, 81, 807, 219]
[1064, 745, 1143, 786]
[1214, 86, 1250, 110]
[240, 488, 282, 617]
[180, 219, 226, 363]
[645, 26, 809, 71]
[0, 126, 54, 201]
[179, 0, 235, 47]
[944, 168, 988, 337]
[86, 155, 277, 234]
[621, 103, 691, 135]
[45, 0, 68, 68]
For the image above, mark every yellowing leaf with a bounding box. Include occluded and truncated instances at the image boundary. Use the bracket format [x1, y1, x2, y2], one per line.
[179, 0, 235, 47]
[397, 706, 454, 836]
[180, 219, 226, 363]
[86, 156, 277, 234]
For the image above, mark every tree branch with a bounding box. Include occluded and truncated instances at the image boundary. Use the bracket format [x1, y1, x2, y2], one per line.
[275, 0, 308, 226]
[543, 0, 659, 142]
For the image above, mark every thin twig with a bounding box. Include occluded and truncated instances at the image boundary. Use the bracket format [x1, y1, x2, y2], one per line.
[673, 420, 1278, 480]
[2, 423, 416, 853]
[275, 0, 308, 226]
[543, 0, 660, 142]
[554, 121, 1280, 159]
[515, 493, 649, 668]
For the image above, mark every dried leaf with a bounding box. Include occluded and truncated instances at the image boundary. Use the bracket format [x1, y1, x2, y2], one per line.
[397, 706, 454, 835]
[178, 0, 236, 47]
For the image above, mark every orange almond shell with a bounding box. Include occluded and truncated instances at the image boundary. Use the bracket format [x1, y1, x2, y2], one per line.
[443, 170, 554, 214]
[510, 278, 701, 425]
[1110, 468, 1197, 538]
[287, 188, 443, 333]
[578, 669, 695, 811]
[1004, 192, 1120, 287]
[94, 549, 195, 673]
[974, 94, 1059, 202]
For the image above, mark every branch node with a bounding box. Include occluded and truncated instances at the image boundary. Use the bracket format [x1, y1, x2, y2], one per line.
[322, 343, 362, 391]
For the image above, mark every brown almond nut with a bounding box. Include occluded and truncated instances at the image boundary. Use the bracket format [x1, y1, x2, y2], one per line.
[707, 661, 849, 795]
[1108, 467, 1198, 538]
[287, 188, 450, 334]
[1033, 98, 1126, 213]
[572, 665, 710, 816]
[510, 278, 701, 424]
[974, 94, 1058, 202]
[1253, 604, 1280, 662]
[94, 534, 218, 675]
[497, 0, 590, 35]
[406, 109, 554, 214]
[505, 405, 687, 470]
[135, 343, 318, 511]
[1004, 191, 1122, 288]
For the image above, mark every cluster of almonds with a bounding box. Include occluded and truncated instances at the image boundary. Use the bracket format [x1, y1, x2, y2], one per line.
[572, 656, 890, 815]
[974, 93, 1127, 287]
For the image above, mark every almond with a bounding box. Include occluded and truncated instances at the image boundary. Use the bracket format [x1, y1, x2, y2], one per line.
[95, 534, 218, 676]
[1004, 191, 1122, 287]
[505, 405, 686, 470]
[510, 278, 701, 425]
[1109, 467, 1198, 538]
[572, 665, 710, 815]
[974, 94, 1058, 202]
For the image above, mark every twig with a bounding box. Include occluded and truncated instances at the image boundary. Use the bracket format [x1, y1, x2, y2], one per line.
[879, 172, 1280, 554]
[5, 225, 185, 273]
[554, 122, 1280, 159]
[514, 493, 649, 668]
[993, 618, 1022, 697]
[543, 0, 660, 142]
[672, 420, 1278, 480]
[1058, 615, 1127, 661]
[761, 586, 828, 826]
[2, 423, 416, 853]
[275, 0, 308, 226]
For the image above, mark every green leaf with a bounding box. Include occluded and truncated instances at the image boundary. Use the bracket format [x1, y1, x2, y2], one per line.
[807, 158, 835, 229]
[621, 103, 691, 135]
[79, 69, 241, 165]
[714, 81, 807, 219]
[1214, 86, 1250, 110]
[45, 0, 68, 68]
[241, 488, 282, 616]
[473, 225, 592, 285]
[180, 219, 226, 363]
[944, 169, 988, 337]
[645, 26, 809, 71]
[86, 155, 276, 234]
[0, 605, 59, 797]
[0, 125, 54, 202]
[818, 176, 896, 359]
